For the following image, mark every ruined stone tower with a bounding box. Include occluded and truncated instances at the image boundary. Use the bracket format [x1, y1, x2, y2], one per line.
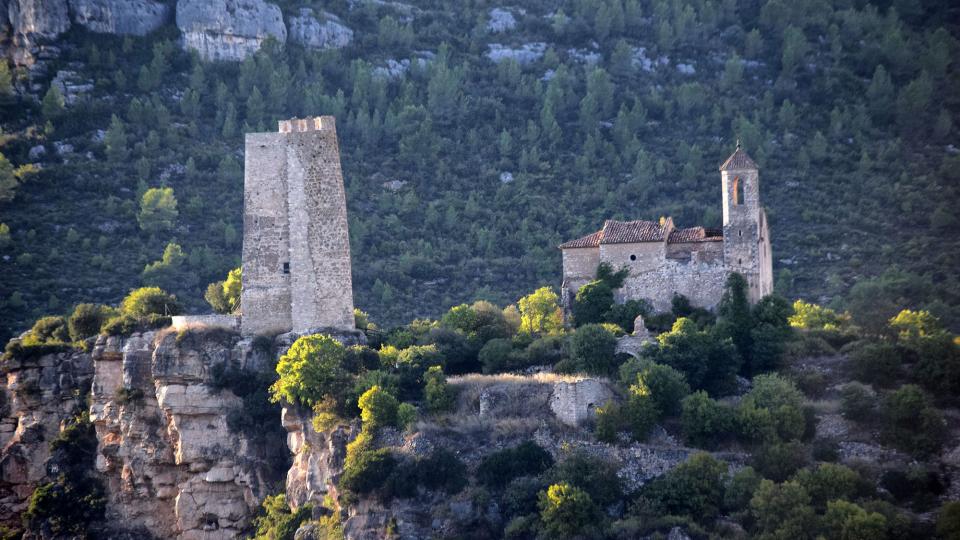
[719, 142, 773, 302]
[240, 116, 355, 336]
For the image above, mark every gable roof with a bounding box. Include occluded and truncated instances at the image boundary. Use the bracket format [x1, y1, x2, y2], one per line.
[559, 219, 668, 249]
[719, 143, 758, 171]
[558, 230, 603, 249]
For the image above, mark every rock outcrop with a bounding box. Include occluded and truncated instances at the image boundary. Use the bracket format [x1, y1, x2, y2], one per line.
[5, 0, 70, 64]
[176, 0, 286, 62]
[88, 328, 286, 539]
[70, 0, 171, 36]
[281, 406, 355, 509]
[287, 8, 353, 50]
[0, 345, 93, 526]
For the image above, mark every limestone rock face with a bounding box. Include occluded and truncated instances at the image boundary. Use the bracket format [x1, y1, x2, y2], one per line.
[0, 347, 94, 527]
[287, 8, 352, 50]
[282, 405, 354, 509]
[5, 0, 70, 64]
[69, 0, 171, 35]
[176, 0, 286, 62]
[88, 329, 285, 539]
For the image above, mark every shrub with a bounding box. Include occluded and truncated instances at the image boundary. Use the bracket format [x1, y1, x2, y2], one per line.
[912, 332, 960, 396]
[792, 463, 860, 508]
[421, 327, 478, 374]
[724, 466, 762, 513]
[567, 324, 618, 375]
[880, 466, 946, 509]
[477, 441, 554, 489]
[604, 299, 651, 333]
[848, 343, 902, 387]
[822, 500, 887, 540]
[937, 501, 960, 540]
[269, 334, 349, 408]
[396, 403, 416, 431]
[538, 483, 601, 538]
[395, 344, 443, 399]
[68, 303, 116, 341]
[358, 385, 399, 430]
[343, 345, 381, 373]
[595, 401, 625, 443]
[680, 391, 732, 448]
[517, 286, 563, 335]
[339, 448, 396, 495]
[739, 374, 806, 442]
[749, 480, 816, 539]
[525, 335, 565, 366]
[622, 394, 659, 441]
[502, 476, 548, 518]
[573, 280, 613, 326]
[643, 452, 728, 522]
[840, 382, 875, 421]
[479, 338, 519, 373]
[100, 313, 171, 336]
[252, 494, 313, 540]
[119, 286, 181, 317]
[548, 451, 623, 507]
[881, 384, 947, 457]
[424, 366, 455, 413]
[25, 316, 69, 344]
[650, 318, 740, 395]
[750, 442, 808, 482]
[632, 362, 690, 417]
[416, 448, 468, 494]
[204, 268, 241, 314]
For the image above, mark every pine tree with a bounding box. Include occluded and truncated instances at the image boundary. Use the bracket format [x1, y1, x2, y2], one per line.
[104, 114, 128, 162]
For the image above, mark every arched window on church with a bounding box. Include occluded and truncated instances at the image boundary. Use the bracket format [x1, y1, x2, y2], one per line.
[732, 176, 743, 205]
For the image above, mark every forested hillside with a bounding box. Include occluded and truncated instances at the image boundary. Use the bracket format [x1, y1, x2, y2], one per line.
[0, 0, 958, 342]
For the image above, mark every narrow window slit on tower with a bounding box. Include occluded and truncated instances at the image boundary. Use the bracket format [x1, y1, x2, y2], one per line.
[283, 262, 290, 274]
[733, 176, 742, 205]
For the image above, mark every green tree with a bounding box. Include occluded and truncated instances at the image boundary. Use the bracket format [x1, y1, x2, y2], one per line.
[750, 480, 816, 539]
[651, 318, 740, 395]
[41, 85, 65, 120]
[881, 384, 947, 457]
[538, 483, 601, 538]
[632, 362, 690, 416]
[0, 153, 17, 202]
[780, 26, 809, 74]
[138, 187, 178, 233]
[716, 273, 753, 370]
[104, 114, 128, 162]
[573, 280, 613, 326]
[269, 334, 349, 408]
[567, 324, 617, 375]
[252, 494, 314, 540]
[739, 374, 806, 442]
[518, 287, 563, 334]
[68, 303, 116, 341]
[643, 452, 728, 522]
[205, 268, 242, 314]
[424, 365, 454, 413]
[793, 463, 860, 508]
[358, 385, 399, 429]
[680, 391, 731, 448]
[119, 286, 181, 318]
[822, 500, 887, 540]
[0, 61, 13, 96]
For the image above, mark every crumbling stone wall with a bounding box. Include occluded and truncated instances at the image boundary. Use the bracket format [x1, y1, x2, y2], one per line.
[241, 116, 355, 336]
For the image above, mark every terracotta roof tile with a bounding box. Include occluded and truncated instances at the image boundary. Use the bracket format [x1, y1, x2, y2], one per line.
[719, 143, 758, 171]
[668, 226, 724, 243]
[599, 219, 667, 244]
[558, 230, 603, 249]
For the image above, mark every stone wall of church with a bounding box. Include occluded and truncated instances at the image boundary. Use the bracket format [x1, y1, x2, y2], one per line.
[617, 259, 729, 312]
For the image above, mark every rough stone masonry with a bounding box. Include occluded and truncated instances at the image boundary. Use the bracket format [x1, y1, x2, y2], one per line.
[241, 116, 355, 336]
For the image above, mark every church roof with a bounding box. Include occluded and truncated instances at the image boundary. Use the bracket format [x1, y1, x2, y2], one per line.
[668, 226, 723, 243]
[719, 142, 758, 171]
[560, 220, 723, 249]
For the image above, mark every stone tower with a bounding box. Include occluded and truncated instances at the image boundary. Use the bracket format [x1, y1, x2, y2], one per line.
[241, 116, 355, 336]
[719, 142, 773, 302]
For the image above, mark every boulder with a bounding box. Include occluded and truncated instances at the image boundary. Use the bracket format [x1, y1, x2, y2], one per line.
[69, 0, 170, 35]
[176, 0, 286, 62]
[286, 8, 352, 50]
[486, 8, 515, 33]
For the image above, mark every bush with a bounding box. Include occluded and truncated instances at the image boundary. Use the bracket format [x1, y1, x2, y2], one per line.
[881, 384, 947, 457]
[750, 442, 808, 482]
[840, 382, 875, 421]
[912, 332, 960, 396]
[848, 343, 902, 387]
[340, 448, 397, 495]
[67, 303, 115, 341]
[822, 500, 888, 540]
[424, 366, 455, 413]
[739, 374, 806, 442]
[880, 466, 946, 510]
[643, 452, 728, 523]
[724, 466, 762, 513]
[502, 476, 548, 518]
[358, 385, 399, 430]
[395, 344, 443, 399]
[416, 448, 468, 494]
[632, 362, 690, 417]
[538, 483, 601, 538]
[566, 324, 618, 375]
[100, 313, 171, 336]
[573, 280, 614, 327]
[477, 441, 554, 489]
[680, 391, 732, 448]
[548, 451, 623, 507]
[792, 463, 860, 508]
[119, 286, 181, 317]
[650, 318, 740, 395]
[269, 334, 349, 408]
[524, 335, 565, 366]
[420, 327, 479, 374]
[479, 338, 520, 373]
[604, 299, 651, 333]
[937, 501, 960, 540]
[749, 480, 815, 539]
[252, 494, 313, 540]
[25, 316, 69, 344]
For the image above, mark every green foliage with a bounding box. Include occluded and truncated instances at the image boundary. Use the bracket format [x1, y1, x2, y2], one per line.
[632, 362, 690, 417]
[423, 365, 454, 413]
[24, 316, 69, 344]
[848, 343, 902, 387]
[573, 280, 613, 326]
[792, 463, 861, 508]
[881, 384, 947, 457]
[937, 501, 960, 540]
[138, 187, 179, 233]
[357, 385, 398, 430]
[648, 318, 740, 395]
[104, 113, 128, 162]
[750, 441, 809, 482]
[41, 84, 64, 120]
[749, 480, 816, 539]
[643, 452, 728, 523]
[840, 383, 875, 421]
[269, 334, 348, 408]
[724, 466, 762, 513]
[789, 300, 849, 330]
[340, 448, 396, 496]
[119, 286, 181, 318]
[538, 482, 601, 538]
[680, 391, 732, 448]
[548, 451, 623, 508]
[565, 323, 617, 375]
[205, 267, 242, 314]
[822, 500, 888, 540]
[67, 303, 116, 341]
[477, 441, 553, 489]
[252, 494, 313, 540]
[517, 286, 563, 335]
[479, 338, 521, 374]
[594, 394, 659, 442]
[0, 153, 17, 203]
[738, 374, 807, 442]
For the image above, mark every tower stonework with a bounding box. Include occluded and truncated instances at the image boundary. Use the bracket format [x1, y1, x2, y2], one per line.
[241, 116, 355, 336]
[719, 144, 773, 302]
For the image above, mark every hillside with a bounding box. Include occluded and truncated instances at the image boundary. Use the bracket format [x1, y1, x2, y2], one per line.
[0, 0, 959, 343]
